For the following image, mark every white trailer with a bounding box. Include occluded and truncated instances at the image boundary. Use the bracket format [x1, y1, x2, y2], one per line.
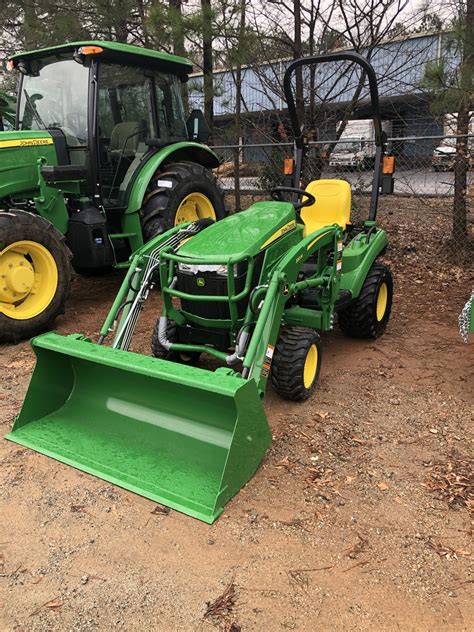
[329, 119, 392, 169]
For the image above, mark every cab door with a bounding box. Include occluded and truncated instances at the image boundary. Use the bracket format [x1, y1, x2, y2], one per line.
[96, 63, 156, 209]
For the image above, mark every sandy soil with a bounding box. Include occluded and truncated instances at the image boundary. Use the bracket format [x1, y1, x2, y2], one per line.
[1, 198, 473, 631]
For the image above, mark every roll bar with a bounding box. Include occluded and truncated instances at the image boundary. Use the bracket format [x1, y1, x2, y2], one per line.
[283, 52, 386, 221]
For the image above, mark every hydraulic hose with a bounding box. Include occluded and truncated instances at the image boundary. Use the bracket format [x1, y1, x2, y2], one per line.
[157, 278, 178, 351]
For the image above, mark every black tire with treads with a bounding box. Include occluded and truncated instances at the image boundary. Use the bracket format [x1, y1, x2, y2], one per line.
[0, 210, 71, 343]
[271, 326, 322, 402]
[151, 318, 200, 366]
[338, 263, 393, 339]
[140, 161, 226, 240]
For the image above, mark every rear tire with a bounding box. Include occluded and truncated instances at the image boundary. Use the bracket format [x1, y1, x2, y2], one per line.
[338, 263, 393, 339]
[0, 210, 71, 343]
[151, 318, 200, 366]
[271, 327, 322, 401]
[140, 161, 226, 240]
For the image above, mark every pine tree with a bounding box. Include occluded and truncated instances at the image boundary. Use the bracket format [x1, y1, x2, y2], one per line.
[422, 0, 473, 246]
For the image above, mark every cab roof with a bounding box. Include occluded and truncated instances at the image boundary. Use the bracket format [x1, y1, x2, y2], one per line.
[10, 41, 193, 77]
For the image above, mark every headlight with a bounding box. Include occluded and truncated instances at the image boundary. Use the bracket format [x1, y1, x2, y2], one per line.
[177, 262, 237, 276]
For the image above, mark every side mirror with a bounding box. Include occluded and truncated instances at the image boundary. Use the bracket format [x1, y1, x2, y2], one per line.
[187, 109, 210, 143]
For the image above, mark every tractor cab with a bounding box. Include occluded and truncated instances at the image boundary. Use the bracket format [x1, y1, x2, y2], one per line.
[12, 42, 194, 210]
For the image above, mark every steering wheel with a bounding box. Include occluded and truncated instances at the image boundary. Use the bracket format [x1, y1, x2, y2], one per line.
[270, 186, 315, 210]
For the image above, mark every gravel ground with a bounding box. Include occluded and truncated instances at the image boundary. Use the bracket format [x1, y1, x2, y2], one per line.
[0, 196, 473, 631]
[219, 167, 474, 196]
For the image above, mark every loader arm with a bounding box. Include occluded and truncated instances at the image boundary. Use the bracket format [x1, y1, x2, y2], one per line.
[99, 221, 197, 344]
[243, 225, 342, 395]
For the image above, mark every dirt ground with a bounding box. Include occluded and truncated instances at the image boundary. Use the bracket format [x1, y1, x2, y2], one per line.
[1, 197, 473, 631]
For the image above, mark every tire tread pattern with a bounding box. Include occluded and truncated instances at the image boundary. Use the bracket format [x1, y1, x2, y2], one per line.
[338, 263, 393, 339]
[140, 161, 225, 240]
[0, 210, 71, 343]
[271, 326, 322, 402]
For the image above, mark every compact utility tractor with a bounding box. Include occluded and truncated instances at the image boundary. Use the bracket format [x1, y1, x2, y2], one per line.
[0, 42, 225, 341]
[7, 52, 395, 523]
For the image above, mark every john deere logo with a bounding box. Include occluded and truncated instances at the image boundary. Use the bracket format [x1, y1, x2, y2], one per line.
[197, 277, 205, 287]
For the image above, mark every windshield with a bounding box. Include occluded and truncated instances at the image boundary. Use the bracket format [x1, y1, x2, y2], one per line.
[18, 56, 89, 145]
[335, 141, 361, 153]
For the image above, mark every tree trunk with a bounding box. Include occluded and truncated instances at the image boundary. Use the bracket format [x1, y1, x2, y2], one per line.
[293, 0, 304, 124]
[170, 0, 188, 112]
[201, 0, 214, 139]
[113, 1, 130, 43]
[23, 0, 39, 49]
[169, 0, 185, 56]
[234, 0, 247, 212]
[452, 0, 473, 245]
[453, 103, 470, 244]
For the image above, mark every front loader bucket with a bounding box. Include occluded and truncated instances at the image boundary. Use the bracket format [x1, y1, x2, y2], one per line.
[6, 333, 271, 523]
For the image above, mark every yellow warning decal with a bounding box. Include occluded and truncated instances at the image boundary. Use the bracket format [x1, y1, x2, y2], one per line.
[261, 344, 275, 378]
[0, 138, 54, 149]
[260, 220, 296, 250]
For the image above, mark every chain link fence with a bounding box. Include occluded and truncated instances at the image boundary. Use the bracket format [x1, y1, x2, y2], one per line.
[213, 135, 474, 264]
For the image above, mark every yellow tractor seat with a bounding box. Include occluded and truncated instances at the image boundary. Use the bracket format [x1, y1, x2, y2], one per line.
[301, 179, 351, 236]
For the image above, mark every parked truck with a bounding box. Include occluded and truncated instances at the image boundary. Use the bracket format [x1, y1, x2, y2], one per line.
[329, 119, 392, 170]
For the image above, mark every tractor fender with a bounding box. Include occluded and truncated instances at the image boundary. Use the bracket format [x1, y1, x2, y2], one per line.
[125, 142, 220, 215]
[340, 229, 389, 299]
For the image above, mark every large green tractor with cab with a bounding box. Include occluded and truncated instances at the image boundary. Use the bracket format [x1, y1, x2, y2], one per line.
[7, 52, 396, 523]
[0, 41, 225, 342]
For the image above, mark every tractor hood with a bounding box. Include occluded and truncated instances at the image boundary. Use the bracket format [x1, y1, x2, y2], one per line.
[178, 202, 297, 259]
[0, 129, 54, 150]
[0, 129, 58, 199]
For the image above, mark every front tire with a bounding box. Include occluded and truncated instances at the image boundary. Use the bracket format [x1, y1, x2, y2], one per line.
[140, 161, 226, 240]
[338, 263, 393, 339]
[151, 318, 200, 366]
[0, 210, 71, 343]
[271, 327, 323, 401]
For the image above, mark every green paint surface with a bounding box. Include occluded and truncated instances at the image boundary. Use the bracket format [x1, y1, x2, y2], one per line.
[179, 202, 295, 258]
[6, 333, 271, 524]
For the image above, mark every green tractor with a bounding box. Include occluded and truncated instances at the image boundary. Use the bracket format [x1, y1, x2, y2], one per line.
[0, 42, 225, 342]
[7, 52, 395, 523]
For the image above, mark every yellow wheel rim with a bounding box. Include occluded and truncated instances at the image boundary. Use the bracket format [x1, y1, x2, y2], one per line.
[303, 343, 318, 389]
[376, 282, 388, 322]
[174, 192, 216, 225]
[0, 240, 58, 320]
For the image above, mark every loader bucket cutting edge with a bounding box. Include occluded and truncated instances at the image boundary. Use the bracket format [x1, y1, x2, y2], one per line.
[5, 333, 272, 523]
